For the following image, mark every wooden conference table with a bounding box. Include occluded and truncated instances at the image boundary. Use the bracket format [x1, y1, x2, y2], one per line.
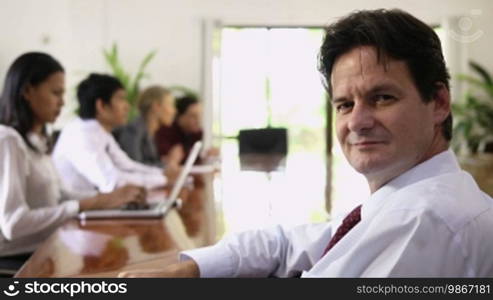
[15, 174, 215, 278]
[15, 153, 319, 277]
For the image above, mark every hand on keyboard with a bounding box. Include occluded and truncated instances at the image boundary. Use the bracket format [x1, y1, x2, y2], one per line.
[79, 185, 147, 211]
[121, 202, 150, 210]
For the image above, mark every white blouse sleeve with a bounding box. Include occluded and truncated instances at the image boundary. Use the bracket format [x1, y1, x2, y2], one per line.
[59, 184, 97, 202]
[0, 136, 79, 241]
[180, 223, 332, 277]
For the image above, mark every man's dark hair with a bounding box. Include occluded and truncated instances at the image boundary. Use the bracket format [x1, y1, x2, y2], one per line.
[318, 9, 452, 141]
[77, 73, 123, 119]
[176, 95, 199, 118]
[0, 52, 64, 151]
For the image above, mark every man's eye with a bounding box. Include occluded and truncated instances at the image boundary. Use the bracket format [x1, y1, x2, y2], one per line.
[335, 102, 353, 113]
[374, 94, 395, 103]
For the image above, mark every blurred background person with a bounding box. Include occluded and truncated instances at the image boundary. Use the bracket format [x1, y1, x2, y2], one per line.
[115, 85, 176, 167]
[155, 94, 219, 166]
[0, 53, 145, 272]
[53, 74, 180, 195]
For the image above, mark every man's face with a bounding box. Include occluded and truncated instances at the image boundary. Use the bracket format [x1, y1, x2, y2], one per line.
[99, 88, 129, 128]
[331, 46, 445, 190]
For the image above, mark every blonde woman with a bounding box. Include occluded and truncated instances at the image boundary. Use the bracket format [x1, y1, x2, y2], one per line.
[116, 86, 176, 167]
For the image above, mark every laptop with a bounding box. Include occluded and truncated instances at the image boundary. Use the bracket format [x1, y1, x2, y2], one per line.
[78, 141, 203, 220]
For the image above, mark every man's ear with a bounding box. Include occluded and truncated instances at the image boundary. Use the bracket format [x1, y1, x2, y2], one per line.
[95, 98, 107, 117]
[432, 82, 451, 125]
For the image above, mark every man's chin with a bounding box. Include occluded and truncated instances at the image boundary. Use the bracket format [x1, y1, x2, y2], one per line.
[350, 159, 388, 176]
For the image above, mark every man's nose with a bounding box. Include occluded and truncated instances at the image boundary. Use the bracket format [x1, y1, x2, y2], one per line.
[347, 102, 375, 133]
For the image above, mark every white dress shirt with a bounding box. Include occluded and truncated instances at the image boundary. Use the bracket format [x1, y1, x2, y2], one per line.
[0, 125, 90, 256]
[182, 150, 493, 277]
[53, 118, 166, 194]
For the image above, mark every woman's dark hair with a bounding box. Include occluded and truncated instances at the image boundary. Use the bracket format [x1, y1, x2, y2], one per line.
[0, 52, 64, 151]
[77, 73, 123, 119]
[319, 9, 452, 141]
[176, 95, 199, 117]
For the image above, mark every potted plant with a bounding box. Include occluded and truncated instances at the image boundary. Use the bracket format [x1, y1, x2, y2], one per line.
[452, 61, 493, 196]
[103, 43, 157, 120]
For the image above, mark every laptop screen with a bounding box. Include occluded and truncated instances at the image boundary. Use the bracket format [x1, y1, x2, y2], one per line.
[157, 141, 202, 211]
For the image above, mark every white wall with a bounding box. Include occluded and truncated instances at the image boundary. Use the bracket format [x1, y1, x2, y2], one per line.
[1, 0, 492, 127]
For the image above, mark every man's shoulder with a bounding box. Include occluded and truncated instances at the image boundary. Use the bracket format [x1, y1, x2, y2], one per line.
[56, 118, 106, 151]
[58, 118, 82, 136]
[385, 170, 493, 232]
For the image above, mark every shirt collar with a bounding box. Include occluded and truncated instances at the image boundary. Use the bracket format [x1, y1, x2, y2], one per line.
[361, 149, 460, 220]
[27, 132, 49, 153]
[78, 117, 111, 136]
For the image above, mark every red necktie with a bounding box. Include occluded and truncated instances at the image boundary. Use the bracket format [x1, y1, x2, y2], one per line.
[322, 204, 362, 256]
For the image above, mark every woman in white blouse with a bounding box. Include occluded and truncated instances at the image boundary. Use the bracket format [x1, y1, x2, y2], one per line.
[0, 52, 145, 269]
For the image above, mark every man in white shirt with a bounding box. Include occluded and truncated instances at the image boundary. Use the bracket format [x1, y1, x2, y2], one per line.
[53, 74, 173, 194]
[121, 9, 493, 277]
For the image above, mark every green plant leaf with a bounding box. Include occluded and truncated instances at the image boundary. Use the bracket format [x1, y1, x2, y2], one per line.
[130, 50, 157, 97]
[470, 60, 493, 87]
[457, 74, 493, 99]
[102, 42, 157, 120]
